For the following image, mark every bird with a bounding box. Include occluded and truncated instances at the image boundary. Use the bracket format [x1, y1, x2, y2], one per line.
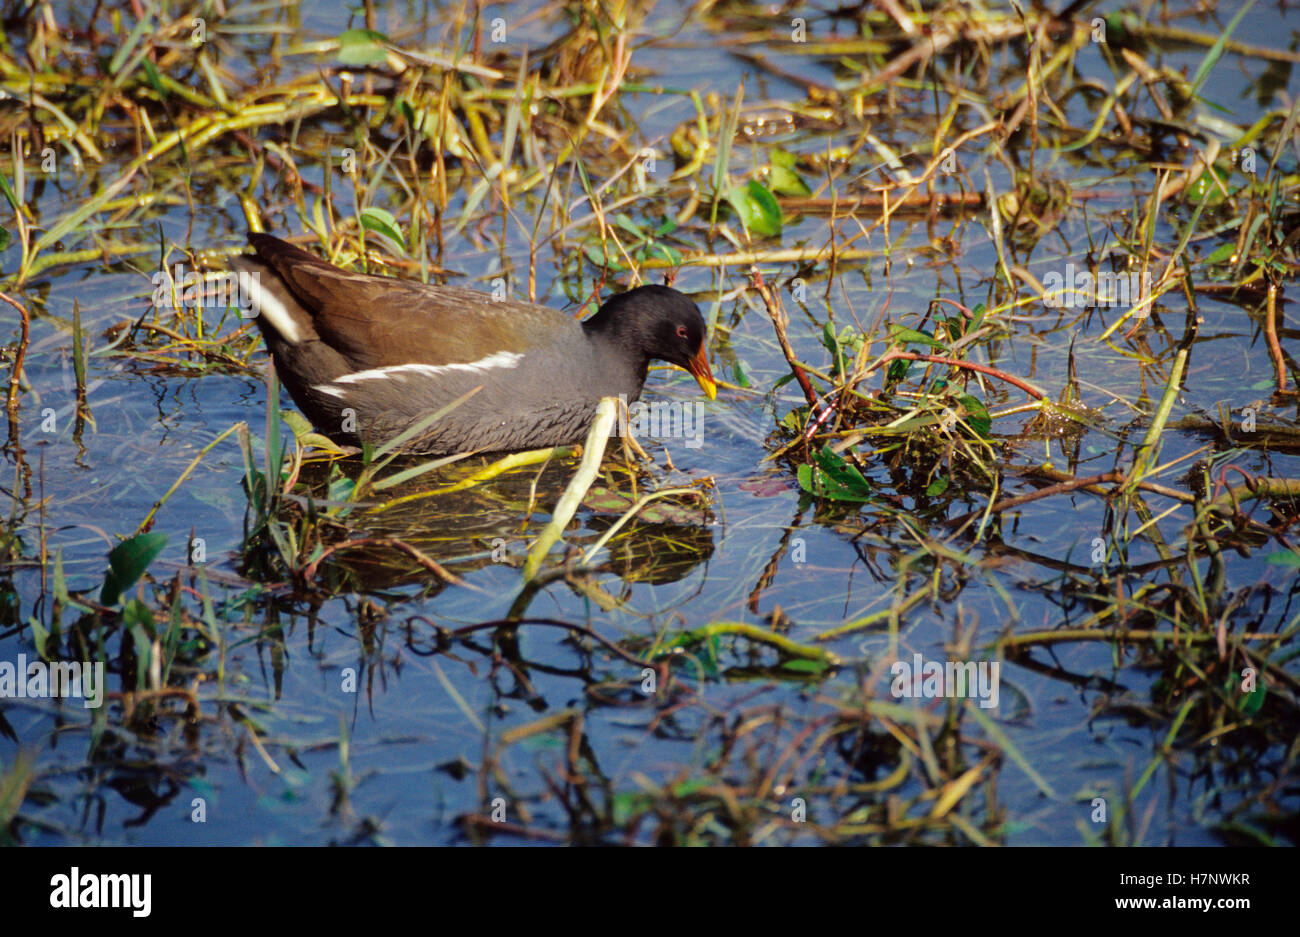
[232, 232, 716, 456]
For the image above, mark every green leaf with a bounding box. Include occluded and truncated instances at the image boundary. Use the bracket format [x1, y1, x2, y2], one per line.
[767, 164, 811, 197]
[958, 394, 992, 438]
[1265, 550, 1300, 568]
[732, 360, 751, 388]
[122, 598, 156, 635]
[52, 547, 72, 623]
[926, 475, 951, 496]
[71, 302, 86, 392]
[1240, 682, 1266, 715]
[359, 207, 407, 255]
[35, 165, 139, 254]
[1204, 242, 1236, 265]
[280, 409, 314, 440]
[108, 14, 154, 76]
[613, 213, 644, 237]
[820, 320, 838, 355]
[650, 242, 682, 265]
[141, 59, 167, 98]
[0, 173, 20, 213]
[815, 447, 869, 488]
[337, 29, 390, 67]
[1103, 12, 1134, 43]
[124, 600, 155, 690]
[28, 617, 49, 660]
[1186, 166, 1232, 206]
[579, 487, 702, 525]
[100, 533, 169, 606]
[1189, 0, 1255, 98]
[781, 658, 831, 675]
[284, 408, 347, 454]
[300, 433, 349, 454]
[887, 324, 948, 350]
[1224, 673, 1267, 715]
[797, 446, 873, 502]
[328, 475, 356, 502]
[725, 179, 782, 237]
[886, 359, 911, 384]
[371, 451, 469, 491]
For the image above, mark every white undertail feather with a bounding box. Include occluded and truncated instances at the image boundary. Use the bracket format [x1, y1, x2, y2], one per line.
[244, 274, 303, 344]
[311, 353, 524, 398]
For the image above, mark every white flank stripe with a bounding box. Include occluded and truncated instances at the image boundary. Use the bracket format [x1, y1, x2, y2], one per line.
[245, 276, 303, 343]
[331, 353, 524, 385]
[310, 352, 523, 397]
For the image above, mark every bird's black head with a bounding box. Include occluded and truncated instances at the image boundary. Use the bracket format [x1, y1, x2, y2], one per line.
[585, 284, 716, 398]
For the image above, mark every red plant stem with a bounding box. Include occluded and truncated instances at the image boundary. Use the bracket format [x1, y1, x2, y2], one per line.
[1, 292, 31, 415]
[1265, 282, 1289, 394]
[801, 395, 838, 444]
[876, 351, 1048, 400]
[751, 269, 819, 408]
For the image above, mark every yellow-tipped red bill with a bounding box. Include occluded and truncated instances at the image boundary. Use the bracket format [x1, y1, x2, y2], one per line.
[685, 345, 717, 400]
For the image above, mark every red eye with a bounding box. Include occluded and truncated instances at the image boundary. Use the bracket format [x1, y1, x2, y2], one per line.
[676, 325, 689, 339]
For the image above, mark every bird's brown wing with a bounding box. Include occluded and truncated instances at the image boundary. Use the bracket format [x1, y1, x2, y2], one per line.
[248, 233, 580, 371]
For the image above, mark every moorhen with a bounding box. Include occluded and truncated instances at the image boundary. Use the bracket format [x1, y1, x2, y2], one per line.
[233, 233, 716, 455]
